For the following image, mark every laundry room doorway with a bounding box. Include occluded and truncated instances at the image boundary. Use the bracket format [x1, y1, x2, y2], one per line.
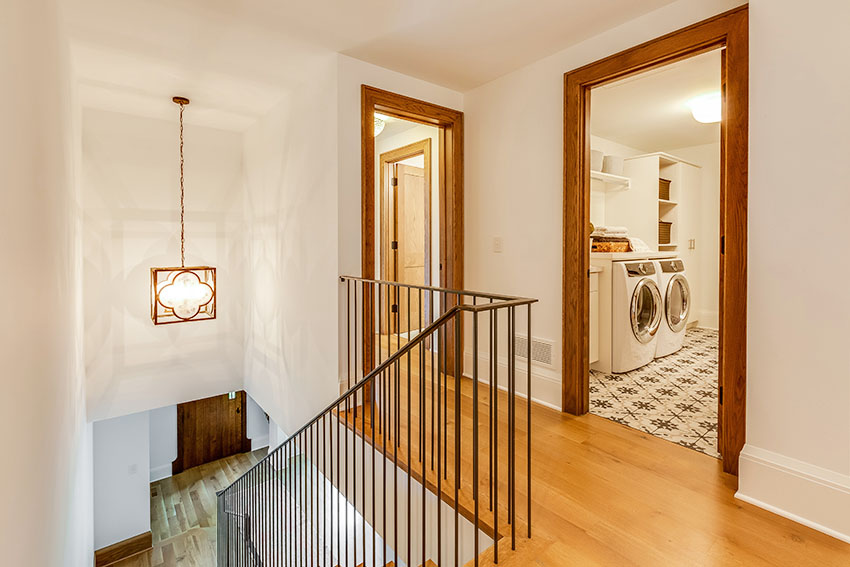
[561, 6, 748, 476]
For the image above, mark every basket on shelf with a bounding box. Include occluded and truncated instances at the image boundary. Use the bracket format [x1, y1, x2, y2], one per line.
[658, 221, 672, 244]
[659, 178, 671, 200]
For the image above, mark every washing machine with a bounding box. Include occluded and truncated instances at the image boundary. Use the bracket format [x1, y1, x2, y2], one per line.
[654, 258, 691, 358]
[611, 260, 663, 373]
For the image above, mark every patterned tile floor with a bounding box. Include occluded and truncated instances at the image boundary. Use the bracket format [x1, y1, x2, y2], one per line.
[590, 327, 719, 458]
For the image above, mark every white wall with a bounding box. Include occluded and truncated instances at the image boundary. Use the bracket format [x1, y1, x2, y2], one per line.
[93, 411, 151, 549]
[242, 57, 341, 435]
[82, 108, 246, 422]
[463, 0, 743, 408]
[737, 0, 850, 543]
[375, 122, 441, 288]
[149, 404, 177, 482]
[0, 1, 93, 565]
[246, 393, 271, 450]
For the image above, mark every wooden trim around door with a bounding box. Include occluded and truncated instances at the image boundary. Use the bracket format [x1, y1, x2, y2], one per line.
[562, 6, 748, 475]
[362, 85, 464, 373]
[94, 531, 152, 567]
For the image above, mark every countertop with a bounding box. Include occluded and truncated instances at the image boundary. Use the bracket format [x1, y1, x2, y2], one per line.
[591, 251, 678, 260]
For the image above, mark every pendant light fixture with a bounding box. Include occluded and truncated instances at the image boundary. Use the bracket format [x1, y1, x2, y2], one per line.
[150, 96, 216, 325]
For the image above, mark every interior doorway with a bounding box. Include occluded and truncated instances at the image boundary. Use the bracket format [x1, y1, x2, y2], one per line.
[586, 49, 722, 459]
[562, 6, 748, 475]
[379, 137, 433, 336]
[361, 86, 464, 375]
[171, 390, 251, 474]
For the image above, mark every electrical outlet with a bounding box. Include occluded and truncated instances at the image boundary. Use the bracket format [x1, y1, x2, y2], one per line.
[493, 236, 504, 253]
[128, 463, 138, 475]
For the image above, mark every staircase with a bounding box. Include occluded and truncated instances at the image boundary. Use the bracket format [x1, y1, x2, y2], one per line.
[217, 277, 536, 566]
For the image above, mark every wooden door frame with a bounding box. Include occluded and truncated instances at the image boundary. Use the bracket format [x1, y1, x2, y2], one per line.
[561, 6, 748, 475]
[362, 85, 464, 373]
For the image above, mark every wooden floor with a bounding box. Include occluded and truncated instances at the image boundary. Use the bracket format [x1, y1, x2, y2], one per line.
[111, 448, 267, 567]
[338, 335, 850, 567]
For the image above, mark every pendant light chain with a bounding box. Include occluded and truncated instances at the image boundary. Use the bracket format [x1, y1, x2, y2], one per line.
[179, 101, 186, 268]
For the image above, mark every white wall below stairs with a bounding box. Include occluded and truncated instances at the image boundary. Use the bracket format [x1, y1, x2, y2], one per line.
[94, 411, 151, 549]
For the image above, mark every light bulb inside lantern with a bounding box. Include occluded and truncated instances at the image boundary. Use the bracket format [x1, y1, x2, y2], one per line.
[157, 271, 214, 319]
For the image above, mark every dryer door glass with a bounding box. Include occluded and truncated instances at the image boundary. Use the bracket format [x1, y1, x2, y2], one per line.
[631, 279, 663, 344]
[666, 274, 691, 333]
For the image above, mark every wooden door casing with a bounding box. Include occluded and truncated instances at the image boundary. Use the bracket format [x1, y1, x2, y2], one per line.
[172, 391, 251, 475]
[562, 6, 748, 475]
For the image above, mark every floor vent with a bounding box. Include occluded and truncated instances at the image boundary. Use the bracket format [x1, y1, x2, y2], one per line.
[515, 334, 554, 366]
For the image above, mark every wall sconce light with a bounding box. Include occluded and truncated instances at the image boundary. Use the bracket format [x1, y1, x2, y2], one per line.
[150, 97, 216, 325]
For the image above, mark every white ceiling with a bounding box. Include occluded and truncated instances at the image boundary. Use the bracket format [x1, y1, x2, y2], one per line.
[67, 0, 676, 130]
[591, 49, 722, 151]
[377, 115, 422, 139]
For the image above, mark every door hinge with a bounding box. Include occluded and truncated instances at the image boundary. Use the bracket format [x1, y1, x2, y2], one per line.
[391, 240, 398, 250]
[720, 235, 725, 254]
[719, 386, 723, 405]
[391, 304, 398, 313]
[391, 177, 398, 187]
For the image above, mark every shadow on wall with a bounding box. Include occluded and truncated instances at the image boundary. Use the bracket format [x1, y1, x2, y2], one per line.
[81, 108, 246, 422]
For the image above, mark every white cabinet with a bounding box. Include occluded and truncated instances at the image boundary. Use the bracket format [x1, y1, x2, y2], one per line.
[589, 272, 599, 363]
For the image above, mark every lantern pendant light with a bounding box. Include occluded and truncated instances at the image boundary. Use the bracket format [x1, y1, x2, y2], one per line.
[150, 97, 216, 325]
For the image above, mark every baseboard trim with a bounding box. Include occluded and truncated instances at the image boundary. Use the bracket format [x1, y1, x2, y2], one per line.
[150, 463, 172, 482]
[462, 350, 562, 411]
[736, 444, 850, 544]
[95, 531, 152, 567]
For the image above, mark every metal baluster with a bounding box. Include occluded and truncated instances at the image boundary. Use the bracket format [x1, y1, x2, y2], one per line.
[437, 323, 443, 567]
[345, 397, 350, 567]
[431, 289, 436, 472]
[489, 299, 494, 512]
[511, 306, 517, 550]
[473, 309, 480, 566]
[407, 287, 412, 567]
[361, 379, 366, 566]
[371, 369, 376, 567]
[493, 308, 499, 564]
[382, 367, 388, 566]
[420, 287, 426, 567]
[525, 303, 531, 538]
[454, 310, 461, 567]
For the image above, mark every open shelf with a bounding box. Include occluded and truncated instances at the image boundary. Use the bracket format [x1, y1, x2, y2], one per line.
[658, 243, 678, 249]
[591, 170, 630, 191]
[658, 199, 678, 206]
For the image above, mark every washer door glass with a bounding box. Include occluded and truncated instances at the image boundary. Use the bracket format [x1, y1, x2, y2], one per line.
[630, 278, 663, 344]
[666, 274, 691, 332]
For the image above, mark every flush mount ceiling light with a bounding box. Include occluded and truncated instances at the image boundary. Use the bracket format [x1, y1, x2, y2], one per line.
[150, 97, 216, 325]
[687, 92, 722, 123]
[374, 114, 386, 136]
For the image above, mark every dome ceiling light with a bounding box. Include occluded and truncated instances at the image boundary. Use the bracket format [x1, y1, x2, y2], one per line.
[687, 92, 722, 124]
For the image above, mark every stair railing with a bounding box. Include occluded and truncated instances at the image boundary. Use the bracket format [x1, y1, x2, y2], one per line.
[217, 276, 537, 567]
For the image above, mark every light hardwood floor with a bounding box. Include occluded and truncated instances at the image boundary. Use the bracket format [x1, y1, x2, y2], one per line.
[339, 336, 850, 567]
[110, 449, 267, 567]
[116, 334, 849, 566]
